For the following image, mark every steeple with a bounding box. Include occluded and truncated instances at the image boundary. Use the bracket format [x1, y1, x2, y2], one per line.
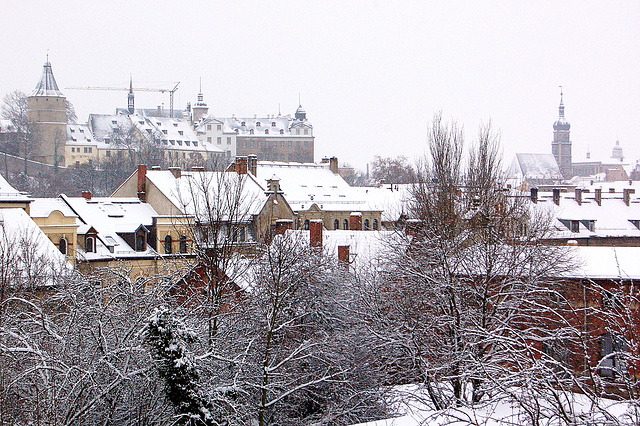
[551, 86, 572, 179]
[128, 74, 135, 114]
[553, 86, 570, 131]
[32, 59, 64, 97]
[195, 77, 207, 107]
[191, 77, 209, 124]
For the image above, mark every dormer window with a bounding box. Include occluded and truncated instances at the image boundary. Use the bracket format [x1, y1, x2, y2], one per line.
[70, 128, 75, 133]
[249, 129, 254, 135]
[177, 140, 182, 146]
[178, 131, 183, 135]
[271, 122, 276, 127]
[164, 235, 172, 254]
[265, 129, 269, 135]
[185, 140, 190, 146]
[135, 229, 146, 252]
[112, 120, 117, 125]
[193, 141, 198, 146]
[162, 130, 168, 134]
[173, 123, 178, 127]
[86, 236, 95, 253]
[79, 128, 84, 133]
[256, 122, 261, 127]
[280, 129, 284, 134]
[241, 121, 246, 126]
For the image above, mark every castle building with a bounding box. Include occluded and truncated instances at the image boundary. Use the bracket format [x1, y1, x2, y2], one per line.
[551, 88, 572, 179]
[194, 92, 314, 163]
[28, 60, 67, 167]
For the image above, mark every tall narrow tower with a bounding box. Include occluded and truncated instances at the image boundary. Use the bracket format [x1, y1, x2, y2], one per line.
[28, 59, 67, 167]
[128, 75, 135, 114]
[552, 87, 572, 179]
[191, 78, 209, 124]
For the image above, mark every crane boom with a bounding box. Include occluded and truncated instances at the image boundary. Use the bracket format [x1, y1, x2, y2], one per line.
[66, 82, 180, 117]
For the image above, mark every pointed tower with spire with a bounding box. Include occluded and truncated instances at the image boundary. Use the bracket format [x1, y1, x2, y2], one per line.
[128, 75, 135, 114]
[552, 87, 572, 179]
[28, 57, 67, 167]
[191, 78, 209, 124]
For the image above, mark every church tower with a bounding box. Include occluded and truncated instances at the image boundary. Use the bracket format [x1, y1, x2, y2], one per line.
[191, 78, 209, 124]
[552, 88, 572, 179]
[28, 59, 67, 167]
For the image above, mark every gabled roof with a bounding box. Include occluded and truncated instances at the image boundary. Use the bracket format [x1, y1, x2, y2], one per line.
[256, 161, 378, 212]
[0, 208, 72, 285]
[60, 195, 160, 260]
[145, 170, 267, 220]
[510, 153, 563, 181]
[0, 173, 33, 204]
[32, 61, 64, 97]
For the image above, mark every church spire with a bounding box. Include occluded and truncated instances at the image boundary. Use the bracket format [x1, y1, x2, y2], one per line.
[128, 74, 135, 114]
[32, 59, 64, 97]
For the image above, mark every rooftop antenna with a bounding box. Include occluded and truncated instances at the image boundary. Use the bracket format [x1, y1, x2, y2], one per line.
[278, 102, 281, 116]
[199, 77, 202, 93]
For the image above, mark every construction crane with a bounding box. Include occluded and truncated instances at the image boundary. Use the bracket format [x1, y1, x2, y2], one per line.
[66, 80, 180, 117]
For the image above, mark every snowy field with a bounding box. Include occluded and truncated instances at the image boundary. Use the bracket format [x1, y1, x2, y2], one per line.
[351, 385, 638, 426]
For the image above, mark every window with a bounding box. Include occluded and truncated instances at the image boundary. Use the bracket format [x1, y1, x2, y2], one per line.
[257, 141, 261, 148]
[71, 147, 75, 153]
[343, 219, 349, 230]
[571, 220, 580, 233]
[106, 150, 110, 157]
[250, 129, 254, 135]
[84, 147, 88, 153]
[193, 141, 198, 146]
[207, 125, 212, 131]
[241, 121, 246, 126]
[256, 122, 261, 127]
[373, 219, 379, 230]
[271, 121, 276, 127]
[177, 140, 182, 146]
[179, 235, 187, 253]
[178, 131, 184, 136]
[217, 137, 222, 144]
[217, 124, 222, 131]
[59, 238, 68, 255]
[227, 137, 231, 145]
[304, 129, 308, 135]
[280, 129, 284, 134]
[600, 333, 627, 378]
[288, 141, 293, 148]
[364, 219, 370, 230]
[334, 219, 339, 230]
[164, 235, 172, 254]
[207, 137, 212, 142]
[304, 219, 310, 230]
[135, 230, 146, 252]
[296, 129, 300, 135]
[281, 141, 285, 148]
[265, 129, 269, 135]
[89, 147, 92, 153]
[86, 236, 95, 253]
[104, 137, 110, 144]
[162, 130, 168, 134]
[185, 141, 190, 146]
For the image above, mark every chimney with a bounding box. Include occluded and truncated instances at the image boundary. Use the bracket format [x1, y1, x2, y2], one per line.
[248, 154, 258, 176]
[624, 188, 635, 206]
[350, 212, 363, 231]
[151, 165, 161, 171]
[338, 245, 350, 269]
[329, 156, 339, 174]
[266, 175, 281, 193]
[575, 188, 582, 206]
[169, 166, 182, 179]
[236, 156, 248, 175]
[320, 157, 330, 164]
[137, 164, 147, 202]
[595, 188, 602, 206]
[553, 188, 560, 206]
[191, 166, 205, 172]
[274, 219, 293, 236]
[309, 220, 323, 248]
[530, 187, 538, 204]
[81, 191, 92, 200]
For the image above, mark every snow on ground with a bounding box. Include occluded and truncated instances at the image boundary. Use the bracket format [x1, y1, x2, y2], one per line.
[351, 385, 637, 426]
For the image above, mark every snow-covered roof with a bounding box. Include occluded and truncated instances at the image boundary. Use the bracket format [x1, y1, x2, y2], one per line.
[256, 161, 379, 212]
[60, 195, 160, 260]
[570, 246, 640, 280]
[0, 208, 72, 285]
[509, 153, 563, 181]
[145, 170, 267, 220]
[30, 197, 78, 218]
[353, 184, 413, 222]
[67, 123, 95, 145]
[0, 174, 32, 203]
[31, 61, 64, 97]
[198, 114, 312, 138]
[533, 182, 640, 239]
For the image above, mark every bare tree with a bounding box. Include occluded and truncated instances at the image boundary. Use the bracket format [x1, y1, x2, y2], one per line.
[371, 155, 416, 184]
[1, 90, 35, 177]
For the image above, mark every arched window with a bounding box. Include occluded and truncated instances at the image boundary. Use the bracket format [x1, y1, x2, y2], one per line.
[364, 219, 370, 230]
[86, 236, 95, 253]
[334, 219, 339, 230]
[241, 121, 246, 126]
[59, 237, 68, 255]
[304, 219, 310, 230]
[271, 121, 276, 127]
[249, 129, 254, 135]
[256, 122, 261, 127]
[179, 235, 188, 253]
[265, 129, 269, 134]
[373, 219, 379, 230]
[280, 129, 284, 134]
[343, 219, 349, 230]
[164, 235, 172, 254]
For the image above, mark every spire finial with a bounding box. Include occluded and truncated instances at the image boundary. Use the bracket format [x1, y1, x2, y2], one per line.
[199, 77, 202, 94]
[46, 49, 49, 63]
[129, 74, 133, 91]
[298, 93, 301, 106]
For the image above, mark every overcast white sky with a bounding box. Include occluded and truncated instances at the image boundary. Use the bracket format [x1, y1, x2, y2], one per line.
[1, 1, 639, 170]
